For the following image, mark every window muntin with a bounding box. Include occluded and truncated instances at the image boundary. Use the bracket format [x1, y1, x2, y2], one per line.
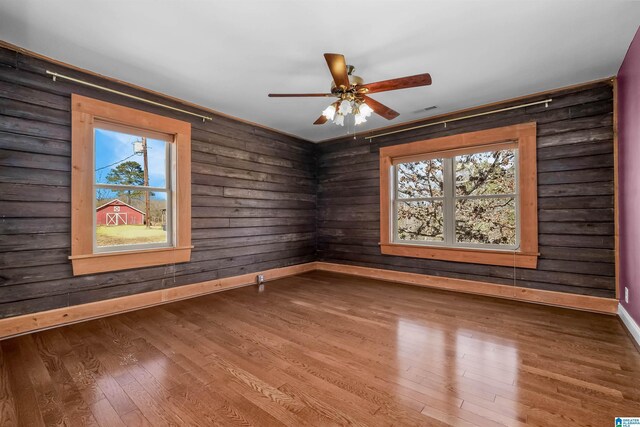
[93, 125, 174, 252]
[392, 146, 518, 250]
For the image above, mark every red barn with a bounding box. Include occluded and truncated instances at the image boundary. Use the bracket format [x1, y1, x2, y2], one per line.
[96, 199, 145, 226]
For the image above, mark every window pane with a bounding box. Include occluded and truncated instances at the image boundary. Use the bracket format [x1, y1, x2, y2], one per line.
[455, 149, 515, 196]
[95, 128, 167, 188]
[396, 200, 444, 242]
[396, 159, 444, 198]
[96, 189, 168, 248]
[455, 197, 516, 245]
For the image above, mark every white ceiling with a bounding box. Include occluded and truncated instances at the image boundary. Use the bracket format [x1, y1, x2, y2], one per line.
[1, 1, 639, 142]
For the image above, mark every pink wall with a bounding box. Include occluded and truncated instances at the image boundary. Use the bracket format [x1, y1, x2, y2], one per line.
[618, 27, 640, 324]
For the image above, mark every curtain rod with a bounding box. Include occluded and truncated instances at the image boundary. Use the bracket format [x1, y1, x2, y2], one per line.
[366, 98, 552, 140]
[45, 70, 213, 122]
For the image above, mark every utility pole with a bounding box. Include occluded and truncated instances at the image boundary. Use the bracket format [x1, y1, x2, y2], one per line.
[142, 137, 151, 228]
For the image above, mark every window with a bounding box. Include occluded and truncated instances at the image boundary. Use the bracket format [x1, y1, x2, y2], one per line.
[394, 144, 517, 248]
[94, 124, 172, 251]
[380, 123, 538, 268]
[70, 95, 192, 275]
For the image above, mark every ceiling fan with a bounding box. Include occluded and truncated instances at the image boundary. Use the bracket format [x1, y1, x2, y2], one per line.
[268, 53, 432, 126]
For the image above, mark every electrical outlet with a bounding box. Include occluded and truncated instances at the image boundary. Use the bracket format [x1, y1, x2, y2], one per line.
[625, 287, 629, 304]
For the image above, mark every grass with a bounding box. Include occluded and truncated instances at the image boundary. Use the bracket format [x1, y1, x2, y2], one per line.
[96, 225, 166, 246]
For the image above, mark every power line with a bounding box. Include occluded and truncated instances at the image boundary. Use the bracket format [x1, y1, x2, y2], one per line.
[95, 152, 138, 172]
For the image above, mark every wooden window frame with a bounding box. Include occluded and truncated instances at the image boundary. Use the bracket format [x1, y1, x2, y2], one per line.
[70, 94, 192, 275]
[379, 122, 538, 268]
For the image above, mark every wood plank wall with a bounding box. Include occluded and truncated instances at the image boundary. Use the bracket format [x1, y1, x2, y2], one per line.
[316, 81, 616, 298]
[0, 47, 316, 318]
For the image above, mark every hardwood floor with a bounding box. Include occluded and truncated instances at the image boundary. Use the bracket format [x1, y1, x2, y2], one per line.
[1, 271, 639, 426]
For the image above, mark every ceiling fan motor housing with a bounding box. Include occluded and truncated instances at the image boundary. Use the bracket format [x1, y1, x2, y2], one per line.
[331, 68, 364, 93]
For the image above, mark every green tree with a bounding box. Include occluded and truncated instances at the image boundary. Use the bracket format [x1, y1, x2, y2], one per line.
[106, 161, 144, 205]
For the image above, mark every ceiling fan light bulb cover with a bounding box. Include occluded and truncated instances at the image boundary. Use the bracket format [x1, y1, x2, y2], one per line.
[359, 103, 373, 117]
[334, 114, 345, 126]
[322, 105, 336, 120]
[354, 114, 367, 125]
[338, 99, 353, 115]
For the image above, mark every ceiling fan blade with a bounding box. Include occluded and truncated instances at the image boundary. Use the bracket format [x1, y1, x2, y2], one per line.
[361, 95, 399, 120]
[359, 73, 432, 94]
[324, 53, 350, 89]
[268, 93, 334, 97]
[313, 115, 329, 125]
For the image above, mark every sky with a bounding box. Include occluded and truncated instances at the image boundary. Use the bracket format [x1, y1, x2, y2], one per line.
[94, 128, 168, 200]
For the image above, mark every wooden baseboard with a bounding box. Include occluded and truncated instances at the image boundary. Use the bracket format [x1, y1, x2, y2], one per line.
[314, 262, 618, 315]
[0, 262, 316, 340]
[0, 260, 619, 340]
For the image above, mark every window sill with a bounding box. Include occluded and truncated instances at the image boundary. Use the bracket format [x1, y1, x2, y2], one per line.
[380, 243, 538, 268]
[69, 246, 193, 276]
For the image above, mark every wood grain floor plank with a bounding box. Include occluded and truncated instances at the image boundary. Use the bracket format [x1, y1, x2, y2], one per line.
[31, 331, 100, 426]
[89, 398, 126, 427]
[14, 335, 70, 426]
[0, 339, 46, 426]
[118, 409, 152, 427]
[1, 271, 639, 426]
[0, 345, 18, 427]
[62, 325, 139, 417]
[45, 329, 107, 406]
[121, 380, 185, 426]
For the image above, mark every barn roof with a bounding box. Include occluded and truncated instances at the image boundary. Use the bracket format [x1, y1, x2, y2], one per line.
[96, 199, 146, 215]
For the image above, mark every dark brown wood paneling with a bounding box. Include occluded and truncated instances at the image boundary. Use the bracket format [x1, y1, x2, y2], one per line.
[0, 46, 316, 318]
[0, 45, 617, 317]
[316, 81, 616, 298]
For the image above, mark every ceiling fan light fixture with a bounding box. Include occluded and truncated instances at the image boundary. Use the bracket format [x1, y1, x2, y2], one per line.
[321, 99, 374, 127]
[358, 102, 373, 118]
[338, 99, 353, 115]
[322, 104, 336, 120]
[269, 53, 431, 127]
